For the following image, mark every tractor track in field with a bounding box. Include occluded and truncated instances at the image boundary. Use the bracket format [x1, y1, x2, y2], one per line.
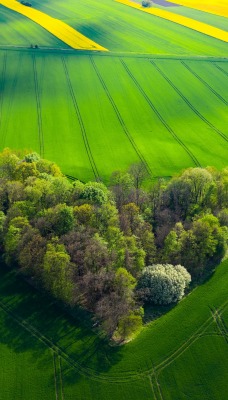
[151, 61, 228, 143]
[0, 52, 7, 132]
[153, 301, 228, 377]
[89, 56, 152, 176]
[181, 61, 228, 106]
[0, 52, 22, 148]
[61, 56, 100, 181]
[32, 55, 44, 157]
[0, 296, 227, 386]
[120, 59, 201, 168]
[213, 63, 228, 77]
[0, 298, 140, 383]
[53, 351, 60, 400]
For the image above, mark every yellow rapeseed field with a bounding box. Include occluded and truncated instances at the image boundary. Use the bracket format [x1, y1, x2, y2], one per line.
[116, 0, 228, 43]
[0, 0, 107, 51]
[166, 0, 228, 19]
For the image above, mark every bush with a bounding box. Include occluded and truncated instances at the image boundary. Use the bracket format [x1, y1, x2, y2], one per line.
[138, 264, 191, 304]
[142, 0, 152, 7]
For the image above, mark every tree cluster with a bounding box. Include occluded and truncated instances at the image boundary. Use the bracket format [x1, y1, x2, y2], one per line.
[0, 149, 227, 340]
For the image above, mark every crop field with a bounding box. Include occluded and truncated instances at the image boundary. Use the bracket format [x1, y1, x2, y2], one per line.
[0, 50, 227, 181]
[166, 0, 228, 18]
[0, 0, 107, 50]
[0, 2, 228, 397]
[116, 0, 228, 42]
[0, 259, 227, 399]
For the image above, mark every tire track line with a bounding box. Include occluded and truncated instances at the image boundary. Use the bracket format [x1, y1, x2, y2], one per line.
[0, 52, 7, 132]
[153, 301, 228, 375]
[53, 351, 59, 400]
[181, 61, 228, 106]
[151, 61, 228, 143]
[213, 63, 228, 77]
[89, 56, 152, 176]
[59, 356, 65, 400]
[0, 296, 227, 384]
[0, 299, 140, 383]
[32, 55, 44, 157]
[149, 374, 159, 400]
[0, 52, 22, 148]
[61, 56, 99, 181]
[120, 59, 201, 168]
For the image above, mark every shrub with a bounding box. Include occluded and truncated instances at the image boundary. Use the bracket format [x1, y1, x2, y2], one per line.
[138, 264, 191, 304]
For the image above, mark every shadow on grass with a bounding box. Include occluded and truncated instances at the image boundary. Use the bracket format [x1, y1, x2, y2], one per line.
[0, 262, 122, 380]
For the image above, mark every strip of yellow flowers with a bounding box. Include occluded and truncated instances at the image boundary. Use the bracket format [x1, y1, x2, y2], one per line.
[0, 0, 108, 51]
[116, 0, 228, 43]
[166, 1, 228, 19]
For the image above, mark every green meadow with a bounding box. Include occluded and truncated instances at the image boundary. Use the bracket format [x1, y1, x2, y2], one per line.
[0, 259, 227, 399]
[0, 51, 227, 181]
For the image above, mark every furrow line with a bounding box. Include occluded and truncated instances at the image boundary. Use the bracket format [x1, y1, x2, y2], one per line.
[32, 55, 44, 157]
[0, 52, 7, 131]
[149, 374, 159, 400]
[59, 356, 65, 400]
[0, 52, 22, 148]
[181, 61, 228, 106]
[89, 56, 152, 176]
[213, 63, 228, 77]
[61, 56, 99, 180]
[53, 351, 59, 400]
[151, 61, 227, 143]
[121, 59, 200, 167]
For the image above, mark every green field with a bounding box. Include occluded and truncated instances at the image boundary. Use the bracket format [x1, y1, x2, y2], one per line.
[0, 0, 228, 181]
[0, 50, 227, 181]
[0, 259, 227, 399]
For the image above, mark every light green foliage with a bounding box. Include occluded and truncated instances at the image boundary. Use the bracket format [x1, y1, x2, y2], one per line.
[115, 312, 143, 341]
[4, 216, 30, 265]
[42, 241, 73, 302]
[24, 152, 40, 163]
[80, 182, 108, 205]
[138, 264, 191, 304]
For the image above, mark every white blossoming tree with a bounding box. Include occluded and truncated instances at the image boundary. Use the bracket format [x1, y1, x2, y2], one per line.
[138, 264, 191, 304]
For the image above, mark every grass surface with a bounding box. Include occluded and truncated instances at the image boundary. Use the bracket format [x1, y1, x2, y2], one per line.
[0, 50, 227, 181]
[0, 259, 227, 399]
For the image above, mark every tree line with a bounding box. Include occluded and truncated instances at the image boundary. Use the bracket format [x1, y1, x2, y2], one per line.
[0, 149, 227, 341]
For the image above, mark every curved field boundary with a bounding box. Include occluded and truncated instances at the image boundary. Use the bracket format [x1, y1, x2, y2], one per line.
[181, 61, 228, 106]
[89, 56, 153, 176]
[61, 57, 100, 180]
[150, 60, 228, 143]
[32, 55, 44, 157]
[115, 0, 228, 43]
[166, 0, 228, 19]
[120, 59, 201, 167]
[0, 0, 107, 51]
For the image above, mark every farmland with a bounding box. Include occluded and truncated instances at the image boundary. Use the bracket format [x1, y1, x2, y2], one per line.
[0, 0, 228, 398]
[0, 51, 227, 181]
[0, 1, 228, 181]
[0, 259, 227, 399]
